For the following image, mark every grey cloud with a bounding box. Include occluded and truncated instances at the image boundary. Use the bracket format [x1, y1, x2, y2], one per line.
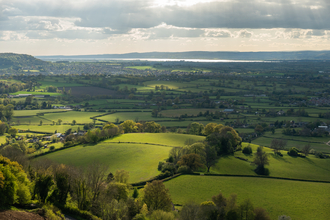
[238, 30, 253, 38]
[2, 0, 330, 31]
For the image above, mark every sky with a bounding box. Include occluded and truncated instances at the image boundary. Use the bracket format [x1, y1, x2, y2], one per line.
[1, 0, 330, 55]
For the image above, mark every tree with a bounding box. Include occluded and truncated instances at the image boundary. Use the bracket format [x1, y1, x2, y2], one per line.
[239, 199, 254, 220]
[253, 147, 269, 175]
[189, 122, 204, 135]
[72, 120, 76, 125]
[121, 120, 137, 133]
[204, 123, 217, 136]
[57, 118, 62, 125]
[254, 125, 264, 134]
[204, 145, 217, 172]
[114, 169, 130, 183]
[301, 143, 312, 156]
[4, 104, 14, 120]
[177, 153, 203, 171]
[39, 120, 43, 126]
[254, 207, 271, 220]
[143, 180, 172, 212]
[8, 127, 18, 138]
[270, 139, 287, 154]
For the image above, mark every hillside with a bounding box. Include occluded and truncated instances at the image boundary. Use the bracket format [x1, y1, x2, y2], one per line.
[0, 53, 48, 69]
[37, 50, 330, 61]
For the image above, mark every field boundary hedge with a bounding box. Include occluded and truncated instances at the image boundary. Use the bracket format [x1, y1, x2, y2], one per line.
[191, 173, 330, 184]
[262, 135, 326, 144]
[106, 141, 180, 148]
[132, 173, 182, 188]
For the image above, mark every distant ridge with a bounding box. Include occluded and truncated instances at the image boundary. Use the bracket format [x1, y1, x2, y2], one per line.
[36, 51, 330, 61]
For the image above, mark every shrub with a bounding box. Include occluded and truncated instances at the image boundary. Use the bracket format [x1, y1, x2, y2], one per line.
[315, 152, 326, 159]
[161, 163, 176, 175]
[287, 147, 299, 156]
[158, 161, 165, 171]
[157, 171, 172, 180]
[177, 165, 191, 174]
[49, 146, 55, 151]
[275, 151, 283, 157]
[242, 146, 252, 154]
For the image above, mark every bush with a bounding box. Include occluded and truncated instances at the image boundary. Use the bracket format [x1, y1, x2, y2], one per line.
[49, 146, 55, 151]
[287, 147, 299, 156]
[161, 163, 176, 175]
[275, 151, 283, 157]
[242, 146, 252, 154]
[315, 152, 326, 159]
[158, 161, 165, 171]
[177, 165, 191, 174]
[157, 171, 172, 180]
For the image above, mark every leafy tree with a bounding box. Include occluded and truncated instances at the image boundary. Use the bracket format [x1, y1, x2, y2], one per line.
[114, 169, 130, 183]
[253, 147, 269, 175]
[254, 207, 271, 220]
[143, 180, 172, 212]
[204, 145, 217, 172]
[72, 120, 76, 125]
[8, 127, 18, 138]
[177, 153, 203, 171]
[121, 120, 137, 133]
[34, 172, 54, 203]
[150, 210, 175, 220]
[239, 199, 254, 220]
[204, 123, 218, 136]
[4, 104, 14, 120]
[132, 188, 139, 199]
[0, 156, 31, 206]
[189, 122, 204, 135]
[40, 120, 43, 126]
[57, 118, 62, 125]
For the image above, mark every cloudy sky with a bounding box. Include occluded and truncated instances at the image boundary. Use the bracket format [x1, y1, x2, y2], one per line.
[1, 0, 330, 55]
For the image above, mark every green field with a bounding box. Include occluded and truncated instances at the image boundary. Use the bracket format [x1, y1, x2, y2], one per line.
[164, 175, 330, 220]
[97, 112, 175, 122]
[14, 109, 70, 117]
[211, 145, 330, 182]
[15, 124, 81, 134]
[107, 133, 205, 146]
[39, 143, 171, 183]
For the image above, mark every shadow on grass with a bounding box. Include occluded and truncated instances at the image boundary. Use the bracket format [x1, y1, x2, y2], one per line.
[270, 153, 291, 163]
[82, 142, 99, 147]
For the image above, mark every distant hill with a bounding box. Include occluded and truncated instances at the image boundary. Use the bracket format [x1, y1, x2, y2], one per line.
[37, 51, 330, 61]
[0, 53, 48, 70]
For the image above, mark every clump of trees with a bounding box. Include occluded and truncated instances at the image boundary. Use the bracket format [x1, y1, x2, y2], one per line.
[180, 192, 272, 220]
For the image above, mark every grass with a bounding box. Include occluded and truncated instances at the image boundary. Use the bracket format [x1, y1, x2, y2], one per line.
[10, 91, 60, 96]
[210, 147, 330, 182]
[164, 175, 330, 220]
[14, 109, 70, 117]
[38, 143, 171, 183]
[15, 125, 82, 134]
[97, 112, 175, 122]
[106, 133, 205, 146]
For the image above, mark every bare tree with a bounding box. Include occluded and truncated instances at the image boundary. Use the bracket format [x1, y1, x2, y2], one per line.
[270, 139, 287, 154]
[301, 143, 312, 156]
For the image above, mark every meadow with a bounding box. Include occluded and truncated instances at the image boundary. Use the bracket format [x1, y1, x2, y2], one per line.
[164, 175, 330, 220]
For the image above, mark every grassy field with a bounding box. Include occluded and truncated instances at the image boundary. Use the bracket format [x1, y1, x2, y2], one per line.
[14, 109, 70, 117]
[15, 124, 81, 133]
[210, 145, 330, 182]
[106, 133, 205, 146]
[164, 175, 330, 220]
[39, 142, 171, 183]
[97, 112, 175, 122]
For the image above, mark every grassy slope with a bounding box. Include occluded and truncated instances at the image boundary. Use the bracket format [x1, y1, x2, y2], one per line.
[15, 124, 81, 133]
[164, 175, 330, 220]
[106, 133, 205, 146]
[40, 143, 171, 183]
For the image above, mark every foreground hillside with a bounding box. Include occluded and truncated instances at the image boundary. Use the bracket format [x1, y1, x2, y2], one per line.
[39, 133, 205, 182]
[164, 175, 330, 220]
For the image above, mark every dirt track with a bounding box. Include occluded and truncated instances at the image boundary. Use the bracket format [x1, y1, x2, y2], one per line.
[0, 210, 45, 220]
